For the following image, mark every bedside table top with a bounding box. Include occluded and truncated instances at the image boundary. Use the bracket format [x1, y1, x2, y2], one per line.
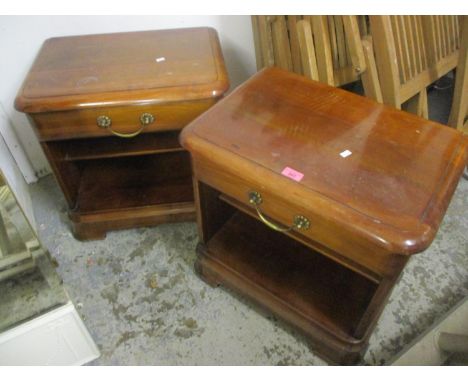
[181, 67, 468, 255]
[15, 27, 229, 113]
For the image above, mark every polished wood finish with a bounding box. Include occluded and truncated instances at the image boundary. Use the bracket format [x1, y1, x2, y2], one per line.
[181, 67, 468, 364]
[15, 28, 228, 113]
[15, 27, 228, 240]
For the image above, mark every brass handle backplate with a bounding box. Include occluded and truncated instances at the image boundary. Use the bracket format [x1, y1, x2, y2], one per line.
[96, 115, 112, 128]
[96, 113, 155, 138]
[140, 112, 155, 126]
[248, 191, 310, 232]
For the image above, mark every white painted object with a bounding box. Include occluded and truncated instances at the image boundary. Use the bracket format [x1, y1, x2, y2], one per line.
[0, 302, 100, 365]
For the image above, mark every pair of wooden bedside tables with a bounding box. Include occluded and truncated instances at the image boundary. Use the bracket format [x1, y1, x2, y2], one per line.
[15, 28, 468, 365]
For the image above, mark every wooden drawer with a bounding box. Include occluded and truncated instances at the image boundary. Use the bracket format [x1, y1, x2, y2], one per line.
[31, 99, 217, 141]
[193, 157, 403, 281]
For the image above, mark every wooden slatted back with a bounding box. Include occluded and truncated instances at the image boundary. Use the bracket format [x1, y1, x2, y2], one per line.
[389, 16, 429, 86]
[295, 16, 368, 87]
[252, 15, 368, 87]
[252, 16, 293, 71]
[370, 16, 461, 110]
[252, 15, 463, 121]
[422, 16, 461, 65]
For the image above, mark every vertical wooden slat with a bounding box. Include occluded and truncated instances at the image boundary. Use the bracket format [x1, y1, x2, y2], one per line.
[398, 16, 415, 80]
[448, 16, 468, 132]
[287, 16, 303, 74]
[404, 16, 418, 77]
[421, 16, 438, 68]
[391, 16, 407, 84]
[410, 16, 423, 74]
[310, 15, 335, 85]
[343, 16, 366, 73]
[434, 16, 443, 60]
[358, 15, 368, 37]
[455, 16, 461, 48]
[404, 90, 428, 119]
[361, 36, 383, 103]
[369, 16, 401, 108]
[443, 16, 452, 56]
[257, 16, 275, 67]
[334, 16, 348, 68]
[440, 16, 448, 58]
[436, 16, 445, 58]
[446, 16, 454, 55]
[271, 16, 293, 71]
[327, 16, 340, 69]
[297, 19, 320, 81]
[448, 15, 457, 53]
[251, 16, 264, 70]
[417, 16, 428, 70]
[344, 24, 353, 66]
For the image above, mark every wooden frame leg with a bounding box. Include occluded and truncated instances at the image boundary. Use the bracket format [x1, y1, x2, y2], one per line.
[297, 19, 319, 81]
[361, 36, 384, 104]
[448, 16, 468, 133]
[403, 90, 429, 119]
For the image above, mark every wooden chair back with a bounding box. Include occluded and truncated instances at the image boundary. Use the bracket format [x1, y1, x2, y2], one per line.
[252, 15, 368, 87]
[252, 15, 462, 121]
[251, 16, 293, 71]
[369, 16, 461, 118]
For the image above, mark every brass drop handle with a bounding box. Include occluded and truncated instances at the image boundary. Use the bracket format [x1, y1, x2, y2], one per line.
[248, 191, 310, 232]
[96, 112, 155, 138]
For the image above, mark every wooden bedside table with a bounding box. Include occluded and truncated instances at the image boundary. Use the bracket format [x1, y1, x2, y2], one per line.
[15, 27, 229, 240]
[180, 68, 468, 365]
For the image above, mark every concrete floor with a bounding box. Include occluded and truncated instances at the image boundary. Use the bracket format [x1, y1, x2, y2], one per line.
[25, 81, 468, 365]
[29, 172, 468, 366]
[28, 168, 468, 361]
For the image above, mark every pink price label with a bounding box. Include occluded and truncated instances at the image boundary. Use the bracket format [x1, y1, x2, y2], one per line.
[281, 166, 304, 182]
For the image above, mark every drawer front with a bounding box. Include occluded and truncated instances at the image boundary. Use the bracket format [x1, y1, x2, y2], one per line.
[30, 99, 217, 141]
[193, 157, 403, 280]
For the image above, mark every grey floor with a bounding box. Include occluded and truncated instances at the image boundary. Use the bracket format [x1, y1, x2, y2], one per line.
[26, 80, 468, 366]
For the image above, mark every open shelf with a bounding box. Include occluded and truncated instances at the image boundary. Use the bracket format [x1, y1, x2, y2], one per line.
[204, 209, 378, 339]
[49, 130, 183, 161]
[74, 151, 193, 213]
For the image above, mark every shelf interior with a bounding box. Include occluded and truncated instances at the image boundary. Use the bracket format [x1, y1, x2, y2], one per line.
[205, 209, 378, 338]
[50, 130, 183, 161]
[74, 151, 193, 213]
